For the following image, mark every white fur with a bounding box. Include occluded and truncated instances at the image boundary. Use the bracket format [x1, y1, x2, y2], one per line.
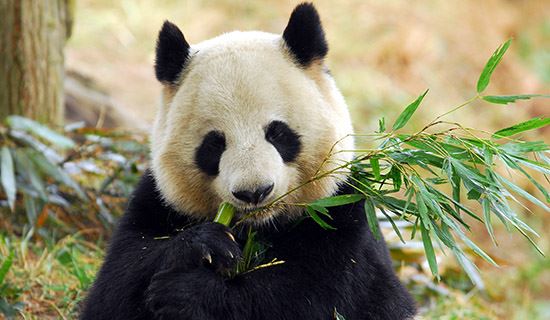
[151, 31, 355, 222]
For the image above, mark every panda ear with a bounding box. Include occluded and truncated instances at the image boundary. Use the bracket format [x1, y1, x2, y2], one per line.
[282, 3, 328, 67]
[155, 21, 190, 84]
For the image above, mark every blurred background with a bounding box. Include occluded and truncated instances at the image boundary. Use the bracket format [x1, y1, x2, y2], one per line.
[0, 0, 549, 319]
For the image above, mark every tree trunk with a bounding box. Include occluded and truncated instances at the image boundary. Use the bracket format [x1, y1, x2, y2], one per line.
[0, 0, 72, 127]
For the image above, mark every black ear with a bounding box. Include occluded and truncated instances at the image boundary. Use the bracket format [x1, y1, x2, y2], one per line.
[155, 21, 190, 84]
[282, 3, 328, 67]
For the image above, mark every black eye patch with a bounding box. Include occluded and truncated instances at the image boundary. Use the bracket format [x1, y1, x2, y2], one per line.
[265, 121, 301, 162]
[195, 131, 226, 176]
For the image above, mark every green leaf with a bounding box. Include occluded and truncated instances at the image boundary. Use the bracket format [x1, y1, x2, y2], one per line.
[389, 165, 402, 191]
[70, 249, 91, 289]
[415, 192, 430, 230]
[0, 250, 14, 285]
[27, 150, 87, 200]
[500, 141, 549, 154]
[310, 194, 363, 208]
[369, 158, 381, 180]
[509, 155, 550, 176]
[388, 149, 445, 168]
[14, 150, 47, 200]
[364, 198, 380, 240]
[309, 205, 333, 220]
[378, 207, 405, 243]
[476, 39, 512, 93]
[452, 249, 485, 290]
[420, 222, 439, 279]
[501, 155, 550, 202]
[426, 185, 482, 223]
[440, 214, 498, 266]
[482, 198, 497, 246]
[482, 94, 547, 105]
[499, 175, 549, 212]
[23, 194, 40, 224]
[6, 115, 75, 149]
[493, 117, 550, 138]
[377, 117, 386, 133]
[306, 206, 336, 230]
[1, 147, 17, 211]
[403, 189, 415, 218]
[392, 89, 429, 131]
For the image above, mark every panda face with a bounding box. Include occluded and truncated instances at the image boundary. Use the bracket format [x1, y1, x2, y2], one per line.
[151, 6, 355, 223]
[195, 119, 301, 207]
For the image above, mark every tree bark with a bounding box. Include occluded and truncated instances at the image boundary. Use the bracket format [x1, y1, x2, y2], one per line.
[0, 0, 72, 127]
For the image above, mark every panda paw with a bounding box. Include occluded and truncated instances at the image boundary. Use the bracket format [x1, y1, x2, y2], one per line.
[164, 222, 242, 275]
[146, 267, 225, 319]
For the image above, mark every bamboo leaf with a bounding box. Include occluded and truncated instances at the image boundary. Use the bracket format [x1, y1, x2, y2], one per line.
[500, 141, 549, 154]
[369, 158, 381, 180]
[476, 39, 512, 93]
[440, 214, 498, 266]
[364, 198, 380, 240]
[28, 150, 87, 201]
[6, 116, 75, 149]
[389, 165, 402, 191]
[0, 250, 14, 285]
[14, 150, 47, 200]
[426, 182, 482, 223]
[378, 207, 405, 243]
[509, 155, 550, 176]
[309, 205, 332, 219]
[493, 117, 550, 138]
[415, 193, 431, 230]
[482, 94, 547, 105]
[310, 194, 363, 208]
[499, 176, 549, 211]
[306, 206, 336, 230]
[482, 198, 497, 246]
[501, 155, 550, 202]
[377, 117, 386, 133]
[420, 222, 439, 279]
[392, 89, 429, 131]
[1, 147, 17, 211]
[452, 249, 485, 290]
[23, 194, 40, 224]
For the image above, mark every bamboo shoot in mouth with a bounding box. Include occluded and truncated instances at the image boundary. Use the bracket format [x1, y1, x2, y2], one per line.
[214, 202, 235, 226]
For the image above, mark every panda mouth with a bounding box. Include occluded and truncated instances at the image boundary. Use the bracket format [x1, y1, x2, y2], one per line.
[231, 204, 275, 221]
[235, 205, 267, 215]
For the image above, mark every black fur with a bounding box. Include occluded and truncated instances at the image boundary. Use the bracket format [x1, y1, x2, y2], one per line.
[265, 121, 301, 162]
[195, 131, 226, 176]
[282, 3, 328, 67]
[80, 172, 416, 319]
[155, 21, 190, 84]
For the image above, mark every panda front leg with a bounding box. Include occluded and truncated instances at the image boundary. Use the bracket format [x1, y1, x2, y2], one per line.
[81, 221, 240, 320]
[144, 224, 351, 320]
[144, 222, 243, 319]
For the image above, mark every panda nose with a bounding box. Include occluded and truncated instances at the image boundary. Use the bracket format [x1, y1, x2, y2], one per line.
[232, 183, 274, 205]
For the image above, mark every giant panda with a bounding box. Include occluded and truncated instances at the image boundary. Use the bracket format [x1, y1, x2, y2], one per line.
[81, 3, 417, 320]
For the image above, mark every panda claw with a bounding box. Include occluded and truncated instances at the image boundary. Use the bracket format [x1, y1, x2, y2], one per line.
[204, 253, 212, 264]
[225, 231, 236, 242]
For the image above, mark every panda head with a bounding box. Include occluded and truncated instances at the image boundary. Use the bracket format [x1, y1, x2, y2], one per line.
[151, 3, 355, 223]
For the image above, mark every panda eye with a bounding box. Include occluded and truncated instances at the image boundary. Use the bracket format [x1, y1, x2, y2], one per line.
[265, 121, 301, 162]
[195, 131, 226, 176]
[267, 126, 285, 141]
[207, 133, 225, 148]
